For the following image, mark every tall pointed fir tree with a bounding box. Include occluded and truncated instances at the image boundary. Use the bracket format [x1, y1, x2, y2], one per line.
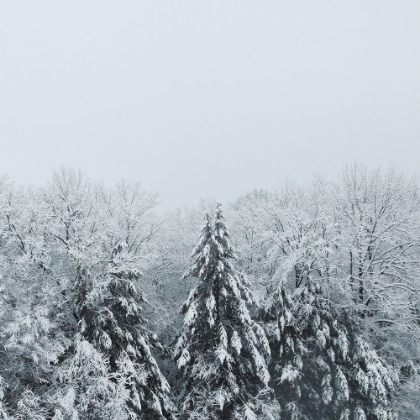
[173, 203, 275, 420]
[263, 277, 398, 420]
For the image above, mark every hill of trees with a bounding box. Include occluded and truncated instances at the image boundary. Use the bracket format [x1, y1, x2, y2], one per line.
[0, 164, 419, 419]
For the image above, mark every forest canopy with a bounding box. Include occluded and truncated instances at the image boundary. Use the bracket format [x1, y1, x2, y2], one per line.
[0, 164, 419, 419]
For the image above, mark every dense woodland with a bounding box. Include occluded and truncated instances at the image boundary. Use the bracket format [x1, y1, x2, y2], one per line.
[0, 164, 419, 419]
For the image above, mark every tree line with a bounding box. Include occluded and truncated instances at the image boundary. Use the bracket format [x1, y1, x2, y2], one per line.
[0, 164, 419, 419]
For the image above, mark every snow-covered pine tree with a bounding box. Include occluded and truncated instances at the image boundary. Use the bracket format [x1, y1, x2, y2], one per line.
[263, 277, 398, 420]
[54, 238, 174, 419]
[42, 174, 173, 419]
[174, 203, 273, 420]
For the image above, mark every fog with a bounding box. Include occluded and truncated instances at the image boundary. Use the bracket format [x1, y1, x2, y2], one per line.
[1, 1, 419, 209]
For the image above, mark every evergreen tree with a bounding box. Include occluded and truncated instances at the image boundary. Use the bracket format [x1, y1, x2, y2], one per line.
[42, 173, 174, 419]
[264, 277, 398, 420]
[54, 242, 174, 420]
[174, 204, 274, 420]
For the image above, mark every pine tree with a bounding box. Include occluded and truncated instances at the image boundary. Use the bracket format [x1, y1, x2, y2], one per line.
[174, 204, 273, 420]
[58, 242, 174, 420]
[264, 277, 398, 420]
[41, 174, 174, 419]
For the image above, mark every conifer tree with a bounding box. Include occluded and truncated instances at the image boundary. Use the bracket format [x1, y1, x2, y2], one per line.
[174, 203, 273, 420]
[43, 174, 174, 419]
[264, 277, 397, 420]
[55, 243, 174, 420]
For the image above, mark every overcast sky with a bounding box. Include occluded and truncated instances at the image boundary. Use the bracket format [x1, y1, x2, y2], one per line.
[1, 1, 419, 209]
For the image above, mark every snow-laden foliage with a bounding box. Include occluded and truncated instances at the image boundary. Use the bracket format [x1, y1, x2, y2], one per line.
[263, 278, 398, 419]
[52, 333, 146, 420]
[0, 375, 8, 419]
[67, 261, 174, 419]
[0, 169, 174, 419]
[46, 173, 174, 419]
[0, 178, 71, 417]
[230, 166, 420, 418]
[0, 165, 419, 419]
[174, 204, 275, 419]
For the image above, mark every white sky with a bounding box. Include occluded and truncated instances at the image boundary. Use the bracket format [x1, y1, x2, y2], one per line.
[1, 1, 419, 209]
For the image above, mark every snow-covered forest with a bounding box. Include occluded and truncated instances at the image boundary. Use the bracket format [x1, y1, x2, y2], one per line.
[0, 164, 419, 420]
